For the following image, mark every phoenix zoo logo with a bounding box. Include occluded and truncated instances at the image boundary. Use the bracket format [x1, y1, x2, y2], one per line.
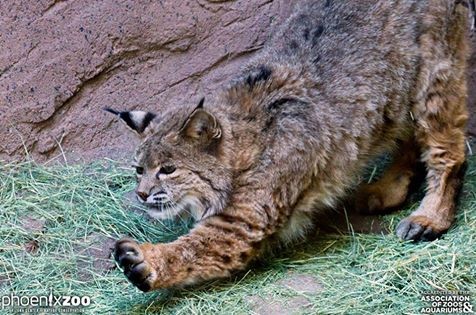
[1, 290, 91, 313]
[420, 291, 474, 314]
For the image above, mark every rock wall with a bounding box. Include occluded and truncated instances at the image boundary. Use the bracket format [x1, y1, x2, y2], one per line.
[0, 0, 474, 163]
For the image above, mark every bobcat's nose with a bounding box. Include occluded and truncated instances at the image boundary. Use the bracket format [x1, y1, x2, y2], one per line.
[136, 191, 149, 201]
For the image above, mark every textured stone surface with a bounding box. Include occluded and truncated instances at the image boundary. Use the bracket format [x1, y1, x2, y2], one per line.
[0, 1, 474, 162]
[0, 0, 295, 162]
[75, 232, 116, 281]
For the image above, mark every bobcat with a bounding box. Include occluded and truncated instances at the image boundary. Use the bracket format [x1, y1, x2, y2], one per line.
[107, 0, 470, 291]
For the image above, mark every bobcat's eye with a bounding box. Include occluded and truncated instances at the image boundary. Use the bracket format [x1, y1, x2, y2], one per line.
[135, 167, 144, 175]
[158, 165, 176, 176]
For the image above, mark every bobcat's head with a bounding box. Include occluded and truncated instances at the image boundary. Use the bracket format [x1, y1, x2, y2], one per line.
[105, 99, 232, 221]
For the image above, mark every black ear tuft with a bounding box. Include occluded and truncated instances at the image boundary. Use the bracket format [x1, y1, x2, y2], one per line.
[104, 107, 120, 115]
[197, 97, 205, 109]
[104, 108, 157, 135]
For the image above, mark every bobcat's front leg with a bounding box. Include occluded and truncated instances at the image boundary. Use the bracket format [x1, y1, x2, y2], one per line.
[114, 202, 273, 290]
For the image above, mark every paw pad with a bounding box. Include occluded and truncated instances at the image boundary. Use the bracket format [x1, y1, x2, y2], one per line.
[114, 238, 154, 292]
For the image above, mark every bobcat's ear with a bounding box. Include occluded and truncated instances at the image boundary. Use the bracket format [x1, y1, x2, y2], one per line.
[104, 108, 157, 136]
[180, 98, 221, 143]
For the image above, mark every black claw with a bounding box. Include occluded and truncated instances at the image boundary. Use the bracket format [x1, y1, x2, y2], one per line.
[406, 222, 424, 240]
[421, 228, 441, 241]
[127, 262, 149, 284]
[118, 252, 141, 268]
[396, 219, 411, 239]
[115, 238, 135, 248]
[114, 240, 144, 269]
[137, 280, 152, 292]
[396, 218, 444, 242]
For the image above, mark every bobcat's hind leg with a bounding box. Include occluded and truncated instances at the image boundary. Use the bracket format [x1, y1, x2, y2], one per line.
[355, 139, 420, 214]
[396, 72, 468, 241]
[395, 0, 470, 242]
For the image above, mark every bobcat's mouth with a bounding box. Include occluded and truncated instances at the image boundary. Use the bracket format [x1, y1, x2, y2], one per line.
[143, 194, 207, 221]
[149, 201, 174, 211]
[142, 200, 184, 221]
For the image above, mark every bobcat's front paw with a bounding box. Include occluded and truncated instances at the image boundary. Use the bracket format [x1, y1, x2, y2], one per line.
[114, 238, 156, 292]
